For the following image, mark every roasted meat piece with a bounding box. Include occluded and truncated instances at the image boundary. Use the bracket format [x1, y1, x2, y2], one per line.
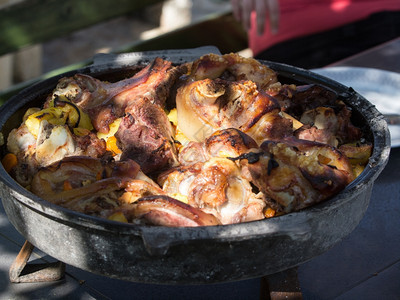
[6, 120, 107, 187]
[175, 53, 290, 144]
[159, 156, 266, 225]
[47, 57, 185, 133]
[295, 105, 362, 146]
[237, 150, 319, 212]
[115, 96, 178, 174]
[237, 137, 355, 212]
[46, 58, 184, 173]
[279, 84, 338, 117]
[31, 156, 161, 219]
[178, 128, 259, 165]
[270, 84, 362, 146]
[127, 195, 221, 227]
[176, 78, 292, 143]
[187, 53, 278, 89]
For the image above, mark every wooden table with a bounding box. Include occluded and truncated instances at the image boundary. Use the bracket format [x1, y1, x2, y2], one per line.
[329, 37, 400, 72]
[1, 38, 400, 299]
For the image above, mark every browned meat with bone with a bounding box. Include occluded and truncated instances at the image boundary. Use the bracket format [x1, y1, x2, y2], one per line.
[31, 156, 163, 218]
[159, 129, 267, 225]
[176, 78, 292, 144]
[115, 97, 178, 174]
[127, 195, 221, 227]
[187, 53, 278, 89]
[47, 58, 184, 173]
[280, 84, 338, 118]
[159, 157, 266, 225]
[48, 57, 185, 134]
[178, 128, 258, 166]
[238, 137, 355, 212]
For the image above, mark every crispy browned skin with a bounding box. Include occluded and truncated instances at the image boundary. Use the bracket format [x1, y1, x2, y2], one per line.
[30, 157, 162, 217]
[160, 130, 268, 225]
[116, 97, 178, 174]
[205, 128, 259, 157]
[176, 53, 290, 144]
[48, 57, 186, 134]
[240, 152, 320, 212]
[272, 84, 362, 146]
[176, 78, 292, 143]
[31, 157, 137, 199]
[178, 128, 258, 165]
[187, 53, 278, 89]
[239, 137, 355, 212]
[127, 195, 221, 227]
[46, 58, 184, 174]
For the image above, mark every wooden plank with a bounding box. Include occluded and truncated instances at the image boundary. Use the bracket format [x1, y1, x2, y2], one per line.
[0, 12, 248, 104]
[119, 12, 247, 55]
[0, 0, 163, 56]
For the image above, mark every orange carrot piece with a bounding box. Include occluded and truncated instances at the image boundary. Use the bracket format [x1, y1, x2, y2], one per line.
[264, 207, 276, 218]
[2, 153, 18, 173]
[63, 180, 73, 191]
[106, 136, 122, 156]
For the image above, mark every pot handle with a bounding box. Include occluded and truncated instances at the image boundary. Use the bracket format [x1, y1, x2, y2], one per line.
[140, 229, 175, 256]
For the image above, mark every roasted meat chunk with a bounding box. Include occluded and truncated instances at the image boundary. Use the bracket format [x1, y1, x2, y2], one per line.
[159, 156, 266, 225]
[238, 137, 355, 212]
[187, 53, 278, 89]
[31, 156, 162, 219]
[115, 97, 178, 174]
[47, 57, 186, 133]
[176, 78, 292, 143]
[45, 58, 184, 173]
[127, 195, 221, 227]
[178, 128, 259, 165]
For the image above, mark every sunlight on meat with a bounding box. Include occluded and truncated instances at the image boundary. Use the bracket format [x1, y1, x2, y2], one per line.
[2, 53, 373, 227]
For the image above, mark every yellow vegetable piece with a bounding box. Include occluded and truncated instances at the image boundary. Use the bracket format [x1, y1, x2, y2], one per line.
[352, 164, 365, 178]
[170, 192, 189, 204]
[279, 111, 303, 130]
[25, 97, 93, 138]
[175, 126, 192, 149]
[107, 212, 128, 223]
[97, 118, 122, 140]
[2, 153, 18, 173]
[63, 180, 73, 191]
[168, 108, 178, 126]
[23, 107, 41, 122]
[106, 136, 122, 156]
[51, 95, 93, 130]
[25, 107, 66, 137]
[340, 143, 372, 165]
[264, 207, 276, 218]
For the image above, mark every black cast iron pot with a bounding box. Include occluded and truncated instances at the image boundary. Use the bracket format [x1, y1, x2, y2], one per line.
[0, 48, 390, 284]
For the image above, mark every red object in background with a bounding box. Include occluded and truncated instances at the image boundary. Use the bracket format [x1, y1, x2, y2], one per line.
[249, 0, 400, 56]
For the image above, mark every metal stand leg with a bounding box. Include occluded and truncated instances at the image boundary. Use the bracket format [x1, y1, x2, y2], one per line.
[260, 267, 303, 300]
[9, 240, 65, 283]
